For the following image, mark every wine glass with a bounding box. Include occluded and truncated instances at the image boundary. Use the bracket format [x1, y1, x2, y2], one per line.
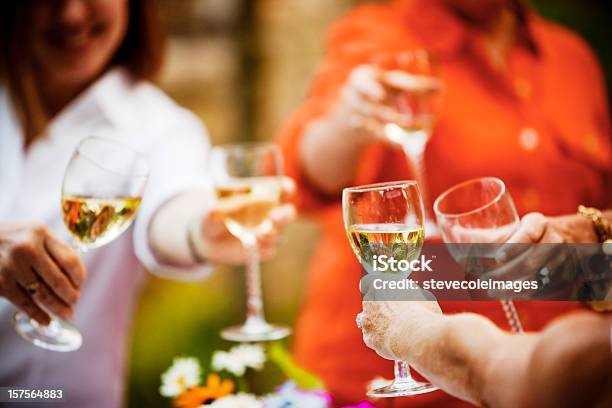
[343, 180, 438, 397]
[433, 177, 524, 333]
[210, 142, 291, 342]
[374, 50, 443, 235]
[13, 136, 149, 351]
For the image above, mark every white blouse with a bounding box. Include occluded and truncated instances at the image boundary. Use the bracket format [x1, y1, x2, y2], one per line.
[0, 68, 213, 408]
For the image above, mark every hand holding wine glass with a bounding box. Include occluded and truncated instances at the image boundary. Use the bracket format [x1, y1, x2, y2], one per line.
[360, 299, 442, 362]
[193, 180, 296, 265]
[0, 223, 85, 325]
[335, 52, 441, 144]
[210, 142, 293, 342]
[12, 136, 149, 352]
[343, 180, 438, 398]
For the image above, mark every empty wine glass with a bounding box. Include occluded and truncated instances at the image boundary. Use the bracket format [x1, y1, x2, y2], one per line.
[433, 177, 524, 333]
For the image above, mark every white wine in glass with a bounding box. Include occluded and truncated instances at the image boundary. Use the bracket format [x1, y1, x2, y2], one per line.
[210, 143, 290, 342]
[349, 223, 425, 273]
[13, 136, 149, 352]
[215, 176, 282, 239]
[62, 196, 142, 248]
[343, 180, 438, 398]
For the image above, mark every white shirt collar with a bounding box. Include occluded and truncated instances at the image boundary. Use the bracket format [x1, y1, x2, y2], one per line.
[47, 66, 135, 139]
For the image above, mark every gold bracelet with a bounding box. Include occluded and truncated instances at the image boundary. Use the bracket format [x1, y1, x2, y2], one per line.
[577, 205, 612, 244]
[578, 206, 612, 312]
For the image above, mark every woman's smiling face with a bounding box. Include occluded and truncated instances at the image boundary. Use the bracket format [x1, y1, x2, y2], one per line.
[28, 0, 129, 88]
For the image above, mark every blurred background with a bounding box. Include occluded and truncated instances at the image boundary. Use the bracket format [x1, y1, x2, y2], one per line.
[127, 0, 611, 406]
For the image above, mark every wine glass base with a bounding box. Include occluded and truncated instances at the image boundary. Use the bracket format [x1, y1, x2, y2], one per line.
[220, 322, 291, 342]
[13, 312, 82, 352]
[367, 379, 438, 398]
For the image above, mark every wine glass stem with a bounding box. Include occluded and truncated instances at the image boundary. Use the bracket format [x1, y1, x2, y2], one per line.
[243, 239, 266, 325]
[394, 360, 414, 384]
[401, 142, 431, 220]
[502, 300, 524, 334]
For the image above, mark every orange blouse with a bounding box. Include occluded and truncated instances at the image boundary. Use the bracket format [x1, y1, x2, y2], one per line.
[277, 0, 611, 406]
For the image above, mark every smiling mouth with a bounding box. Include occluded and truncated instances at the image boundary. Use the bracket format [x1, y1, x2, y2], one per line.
[46, 24, 105, 52]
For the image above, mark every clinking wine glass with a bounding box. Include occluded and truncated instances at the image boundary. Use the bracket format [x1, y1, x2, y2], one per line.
[343, 180, 439, 397]
[210, 142, 290, 342]
[373, 50, 443, 235]
[433, 177, 524, 333]
[13, 136, 149, 351]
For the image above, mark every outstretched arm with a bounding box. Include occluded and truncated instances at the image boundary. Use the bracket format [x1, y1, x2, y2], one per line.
[361, 301, 612, 407]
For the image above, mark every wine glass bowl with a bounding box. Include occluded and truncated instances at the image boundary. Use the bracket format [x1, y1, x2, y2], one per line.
[375, 50, 442, 148]
[433, 177, 519, 244]
[61, 137, 149, 250]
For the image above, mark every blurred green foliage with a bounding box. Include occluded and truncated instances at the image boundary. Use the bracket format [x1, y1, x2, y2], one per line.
[531, 0, 611, 97]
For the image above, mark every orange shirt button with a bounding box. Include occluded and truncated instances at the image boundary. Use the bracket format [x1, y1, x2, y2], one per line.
[519, 127, 539, 151]
[515, 78, 532, 100]
[522, 188, 541, 211]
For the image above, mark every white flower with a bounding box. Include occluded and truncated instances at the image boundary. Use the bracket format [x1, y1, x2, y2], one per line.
[212, 350, 247, 376]
[209, 393, 263, 408]
[212, 344, 266, 376]
[367, 376, 392, 392]
[159, 357, 201, 397]
[232, 344, 266, 371]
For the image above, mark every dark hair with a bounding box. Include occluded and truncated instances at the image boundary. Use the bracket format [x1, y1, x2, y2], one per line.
[0, 0, 165, 140]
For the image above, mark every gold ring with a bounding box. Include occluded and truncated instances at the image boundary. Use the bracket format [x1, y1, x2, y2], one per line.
[25, 282, 40, 295]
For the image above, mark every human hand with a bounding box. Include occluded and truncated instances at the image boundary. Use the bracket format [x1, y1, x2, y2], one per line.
[479, 213, 596, 299]
[336, 63, 441, 142]
[195, 177, 296, 265]
[360, 300, 442, 361]
[504, 212, 597, 244]
[0, 224, 85, 325]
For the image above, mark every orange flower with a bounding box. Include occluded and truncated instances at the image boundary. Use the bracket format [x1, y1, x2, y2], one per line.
[173, 374, 234, 408]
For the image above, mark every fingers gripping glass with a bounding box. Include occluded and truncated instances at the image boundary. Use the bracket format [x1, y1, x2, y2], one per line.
[210, 142, 290, 342]
[343, 181, 438, 397]
[433, 177, 524, 333]
[13, 136, 149, 352]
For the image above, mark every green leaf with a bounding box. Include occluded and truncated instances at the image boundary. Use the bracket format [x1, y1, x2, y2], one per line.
[267, 342, 325, 391]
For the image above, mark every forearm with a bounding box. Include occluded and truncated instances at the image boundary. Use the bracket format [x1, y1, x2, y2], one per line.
[148, 191, 211, 267]
[299, 107, 372, 196]
[398, 310, 612, 408]
[520, 312, 612, 407]
[392, 308, 515, 406]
